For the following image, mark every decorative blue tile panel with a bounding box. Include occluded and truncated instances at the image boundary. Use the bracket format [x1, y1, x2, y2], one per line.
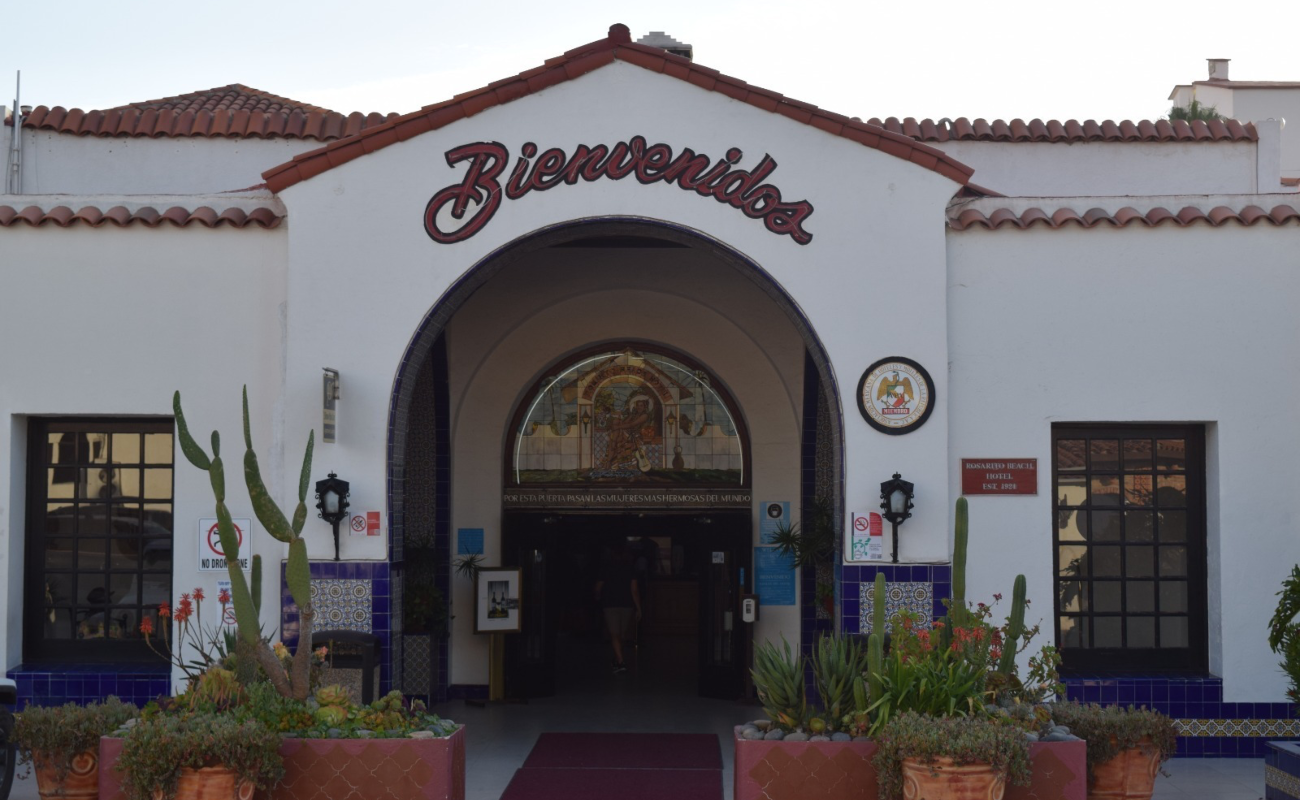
[860, 580, 933, 634]
[281, 561, 392, 693]
[311, 579, 373, 632]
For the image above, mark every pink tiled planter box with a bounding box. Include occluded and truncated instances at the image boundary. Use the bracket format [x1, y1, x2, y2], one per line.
[733, 727, 1086, 800]
[99, 726, 466, 800]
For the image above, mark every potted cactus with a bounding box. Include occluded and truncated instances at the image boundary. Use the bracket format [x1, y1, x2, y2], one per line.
[734, 497, 1086, 800]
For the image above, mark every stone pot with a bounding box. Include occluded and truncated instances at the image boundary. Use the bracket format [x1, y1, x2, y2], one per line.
[34, 748, 99, 800]
[902, 756, 1005, 800]
[162, 766, 253, 800]
[1088, 739, 1161, 800]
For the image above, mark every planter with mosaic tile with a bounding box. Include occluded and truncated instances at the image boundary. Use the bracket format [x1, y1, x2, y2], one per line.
[733, 729, 1085, 800]
[100, 726, 466, 800]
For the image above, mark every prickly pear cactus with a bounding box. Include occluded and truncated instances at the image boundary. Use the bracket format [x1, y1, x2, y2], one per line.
[174, 387, 317, 700]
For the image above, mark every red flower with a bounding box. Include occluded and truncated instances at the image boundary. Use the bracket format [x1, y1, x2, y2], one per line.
[180, 593, 191, 603]
[193, 587, 205, 602]
[158, 602, 171, 619]
[218, 588, 231, 605]
[139, 617, 154, 636]
[176, 597, 194, 624]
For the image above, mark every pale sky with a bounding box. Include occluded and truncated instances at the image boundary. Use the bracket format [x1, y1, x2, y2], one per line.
[3, 0, 1299, 125]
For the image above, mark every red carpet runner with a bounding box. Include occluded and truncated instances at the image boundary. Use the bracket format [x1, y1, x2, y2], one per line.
[500, 733, 723, 800]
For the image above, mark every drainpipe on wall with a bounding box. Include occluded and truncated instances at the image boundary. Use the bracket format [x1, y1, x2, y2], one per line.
[6, 70, 22, 194]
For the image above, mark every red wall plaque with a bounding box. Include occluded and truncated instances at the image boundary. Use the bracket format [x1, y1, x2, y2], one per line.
[961, 459, 1038, 495]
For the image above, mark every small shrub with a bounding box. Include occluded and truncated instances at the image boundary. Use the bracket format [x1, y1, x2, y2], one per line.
[13, 697, 138, 781]
[1050, 702, 1178, 780]
[873, 712, 1032, 800]
[118, 712, 284, 800]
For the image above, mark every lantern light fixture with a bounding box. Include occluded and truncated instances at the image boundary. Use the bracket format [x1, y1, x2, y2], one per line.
[879, 472, 914, 563]
[315, 471, 351, 561]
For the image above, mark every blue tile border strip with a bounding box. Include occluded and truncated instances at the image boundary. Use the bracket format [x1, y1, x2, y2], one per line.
[6, 663, 170, 708]
[1062, 675, 1299, 758]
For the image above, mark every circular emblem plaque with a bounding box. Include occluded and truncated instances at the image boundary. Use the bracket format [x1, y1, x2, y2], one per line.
[856, 357, 935, 435]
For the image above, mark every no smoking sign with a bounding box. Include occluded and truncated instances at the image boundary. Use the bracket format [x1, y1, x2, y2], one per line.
[350, 512, 381, 537]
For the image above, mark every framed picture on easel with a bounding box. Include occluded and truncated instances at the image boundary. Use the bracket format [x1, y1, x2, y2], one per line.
[474, 567, 522, 634]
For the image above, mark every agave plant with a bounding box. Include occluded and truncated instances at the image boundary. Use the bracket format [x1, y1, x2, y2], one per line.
[751, 637, 807, 731]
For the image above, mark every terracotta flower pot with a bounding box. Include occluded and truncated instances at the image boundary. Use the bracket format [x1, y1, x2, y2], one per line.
[901, 756, 1005, 800]
[159, 766, 253, 800]
[1088, 739, 1160, 800]
[34, 748, 99, 800]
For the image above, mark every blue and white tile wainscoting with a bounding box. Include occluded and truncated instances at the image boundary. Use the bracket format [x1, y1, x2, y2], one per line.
[1065, 675, 1299, 758]
[280, 560, 392, 695]
[5, 663, 170, 708]
[1266, 741, 1300, 799]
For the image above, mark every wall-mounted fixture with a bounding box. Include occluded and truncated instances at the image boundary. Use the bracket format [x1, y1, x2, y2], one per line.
[879, 472, 914, 564]
[315, 471, 351, 561]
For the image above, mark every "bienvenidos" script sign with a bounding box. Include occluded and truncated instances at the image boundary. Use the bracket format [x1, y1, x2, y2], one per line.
[425, 137, 815, 245]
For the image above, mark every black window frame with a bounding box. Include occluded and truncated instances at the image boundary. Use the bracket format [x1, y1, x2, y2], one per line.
[1051, 423, 1208, 675]
[24, 417, 174, 664]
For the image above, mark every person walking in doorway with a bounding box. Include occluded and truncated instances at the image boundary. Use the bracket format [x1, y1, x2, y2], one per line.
[595, 537, 641, 674]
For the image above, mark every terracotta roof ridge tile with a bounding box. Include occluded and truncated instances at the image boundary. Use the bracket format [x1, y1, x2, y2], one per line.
[947, 198, 1300, 231]
[262, 23, 974, 193]
[17, 83, 397, 142]
[0, 198, 283, 229]
[863, 115, 1258, 143]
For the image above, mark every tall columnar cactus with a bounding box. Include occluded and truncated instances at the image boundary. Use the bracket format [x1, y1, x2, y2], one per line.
[872, 572, 887, 636]
[174, 387, 316, 700]
[952, 497, 968, 614]
[866, 631, 884, 709]
[942, 497, 971, 651]
[998, 574, 1028, 676]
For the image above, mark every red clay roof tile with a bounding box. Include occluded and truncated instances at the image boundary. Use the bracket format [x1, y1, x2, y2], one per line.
[261, 24, 972, 193]
[0, 203, 283, 229]
[11, 83, 400, 142]
[867, 116, 1257, 143]
[949, 202, 1300, 231]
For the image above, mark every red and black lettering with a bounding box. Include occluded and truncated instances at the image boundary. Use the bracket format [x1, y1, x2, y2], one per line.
[424, 137, 814, 245]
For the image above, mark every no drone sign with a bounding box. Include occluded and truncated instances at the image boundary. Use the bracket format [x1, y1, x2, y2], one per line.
[198, 518, 252, 572]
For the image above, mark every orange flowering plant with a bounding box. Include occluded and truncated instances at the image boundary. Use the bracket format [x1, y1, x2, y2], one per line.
[142, 586, 236, 681]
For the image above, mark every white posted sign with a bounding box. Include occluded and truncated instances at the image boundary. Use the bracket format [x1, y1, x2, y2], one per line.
[198, 518, 252, 572]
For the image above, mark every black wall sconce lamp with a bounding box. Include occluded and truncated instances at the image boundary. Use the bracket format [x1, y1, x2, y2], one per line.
[315, 471, 351, 561]
[879, 472, 914, 564]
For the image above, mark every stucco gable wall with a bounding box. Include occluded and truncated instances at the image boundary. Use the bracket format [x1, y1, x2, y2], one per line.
[274, 59, 964, 565]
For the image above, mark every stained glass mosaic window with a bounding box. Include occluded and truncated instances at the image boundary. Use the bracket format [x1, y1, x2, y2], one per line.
[511, 348, 746, 486]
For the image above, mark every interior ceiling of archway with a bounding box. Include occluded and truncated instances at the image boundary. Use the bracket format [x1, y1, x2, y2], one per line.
[440, 241, 810, 440]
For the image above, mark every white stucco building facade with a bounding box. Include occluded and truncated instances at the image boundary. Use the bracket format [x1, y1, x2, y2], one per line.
[2, 25, 1298, 757]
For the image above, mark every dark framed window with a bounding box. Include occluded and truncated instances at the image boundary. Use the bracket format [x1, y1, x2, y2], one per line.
[1052, 424, 1207, 674]
[25, 419, 174, 662]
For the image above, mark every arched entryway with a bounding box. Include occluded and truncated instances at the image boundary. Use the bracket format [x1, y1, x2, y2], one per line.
[386, 218, 845, 702]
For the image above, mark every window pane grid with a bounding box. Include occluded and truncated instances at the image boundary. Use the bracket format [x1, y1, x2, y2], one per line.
[30, 421, 174, 655]
[1054, 427, 1202, 669]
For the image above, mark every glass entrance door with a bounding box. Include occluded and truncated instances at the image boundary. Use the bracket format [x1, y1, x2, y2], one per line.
[501, 512, 751, 700]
